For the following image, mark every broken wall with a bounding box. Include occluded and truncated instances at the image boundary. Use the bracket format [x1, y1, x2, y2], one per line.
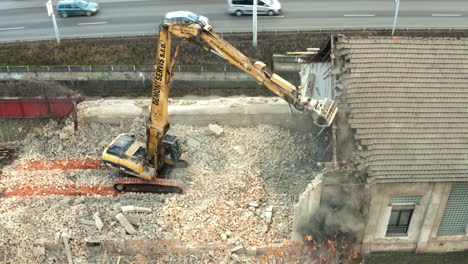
[292, 173, 323, 240]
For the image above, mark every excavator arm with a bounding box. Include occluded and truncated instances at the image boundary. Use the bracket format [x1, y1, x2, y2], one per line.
[101, 23, 185, 193]
[163, 18, 338, 127]
[102, 12, 338, 193]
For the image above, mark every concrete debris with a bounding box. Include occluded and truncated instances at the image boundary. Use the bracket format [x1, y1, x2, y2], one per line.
[84, 237, 102, 247]
[94, 212, 104, 231]
[121, 205, 152, 213]
[246, 246, 257, 256]
[265, 205, 274, 224]
[55, 231, 62, 244]
[125, 215, 141, 227]
[233, 145, 245, 154]
[208, 124, 224, 136]
[115, 213, 136, 235]
[58, 121, 75, 140]
[186, 138, 201, 149]
[79, 219, 95, 226]
[0, 111, 331, 263]
[248, 202, 259, 208]
[230, 253, 240, 262]
[230, 243, 245, 254]
[32, 246, 46, 257]
[34, 238, 47, 247]
[60, 232, 74, 264]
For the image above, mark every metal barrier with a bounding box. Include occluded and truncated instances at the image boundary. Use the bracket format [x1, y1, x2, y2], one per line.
[0, 64, 244, 73]
[1, 27, 468, 45]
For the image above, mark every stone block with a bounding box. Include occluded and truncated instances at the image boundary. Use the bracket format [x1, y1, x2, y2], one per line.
[94, 212, 104, 231]
[230, 243, 245, 254]
[246, 246, 257, 256]
[121, 205, 152, 213]
[265, 205, 274, 224]
[79, 219, 95, 225]
[115, 213, 136, 234]
[208, 124, 224, 136]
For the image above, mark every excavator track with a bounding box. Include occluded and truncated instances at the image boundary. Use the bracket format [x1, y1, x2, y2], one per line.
[114, 177, 184, 194]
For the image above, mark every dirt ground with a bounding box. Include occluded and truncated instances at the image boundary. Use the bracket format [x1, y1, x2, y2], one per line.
[0, 98, 332, 263]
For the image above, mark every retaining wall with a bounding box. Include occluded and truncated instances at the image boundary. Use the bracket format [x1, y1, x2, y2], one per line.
[0, 56, 301, 97]
[77, 98, 319, 133]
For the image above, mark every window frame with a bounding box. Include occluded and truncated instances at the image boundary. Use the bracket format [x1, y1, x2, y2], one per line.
[385, 204, 415, 237]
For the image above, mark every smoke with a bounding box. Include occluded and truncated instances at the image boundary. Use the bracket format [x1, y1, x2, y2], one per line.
[298, 183, 369, 244]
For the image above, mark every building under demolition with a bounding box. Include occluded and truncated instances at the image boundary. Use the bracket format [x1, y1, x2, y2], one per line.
[330, 36, 468, 253]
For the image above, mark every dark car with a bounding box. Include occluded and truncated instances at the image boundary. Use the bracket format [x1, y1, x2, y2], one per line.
[57, 0, 99, 18]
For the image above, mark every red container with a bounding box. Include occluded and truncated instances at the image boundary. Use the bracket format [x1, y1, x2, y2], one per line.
[0, 97, 76, 118]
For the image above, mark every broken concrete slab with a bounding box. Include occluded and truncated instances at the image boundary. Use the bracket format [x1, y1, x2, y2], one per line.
[93, 212, 104, 231]
[121, 205, 152, 213]
[230, 253, 240, 262]
[248, 202, 259, 208]
[125, 215, 140, 226]
[246, 246, 257, 256]
[60, 232, 74, 264]
[230, 243, 245, 255]
[115, 213, 136, 235]
[220, 233, 228, 241]
[208, 124, 224, 136]
[79, 219, 95, 226]
[265, 205, 274, 224]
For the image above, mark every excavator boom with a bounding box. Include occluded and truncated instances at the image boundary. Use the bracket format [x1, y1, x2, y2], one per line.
[102, 11, 338, 194]
[162, 20, 337, 127]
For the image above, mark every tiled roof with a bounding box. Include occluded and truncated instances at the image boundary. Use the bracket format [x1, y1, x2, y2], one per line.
[334, 36, 468, 183]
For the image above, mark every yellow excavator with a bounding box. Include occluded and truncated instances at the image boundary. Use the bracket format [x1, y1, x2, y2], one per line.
[102, 11, 338, 193]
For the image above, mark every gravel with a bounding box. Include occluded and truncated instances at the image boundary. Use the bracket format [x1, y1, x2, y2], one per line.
[0, 113, 332, 263]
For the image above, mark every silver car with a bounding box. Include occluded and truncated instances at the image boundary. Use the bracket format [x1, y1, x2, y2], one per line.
[164, 11, 209, 25]
[228, 0, 282, 16]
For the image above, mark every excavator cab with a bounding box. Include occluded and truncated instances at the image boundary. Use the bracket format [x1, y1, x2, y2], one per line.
[102, 134, 153, 179]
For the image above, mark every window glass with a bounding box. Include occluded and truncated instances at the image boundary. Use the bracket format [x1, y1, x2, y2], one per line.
[399, 210, 412, 226]
[386, 208, 414, 237]
[388, 211, 399, 226]
[78, 1, 88, 7]
[233, 0, 249, 4]
[186, 12, 199, 21]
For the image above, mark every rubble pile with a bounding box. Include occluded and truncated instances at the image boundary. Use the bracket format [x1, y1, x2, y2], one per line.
[0, 115, 331, 262]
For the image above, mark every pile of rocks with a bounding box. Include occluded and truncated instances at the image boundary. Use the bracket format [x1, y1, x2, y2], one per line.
[0, 115, 331, 262]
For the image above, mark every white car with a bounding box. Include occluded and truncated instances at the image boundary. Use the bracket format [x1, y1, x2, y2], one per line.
[228, 0, 282, 16]
[164, 11, 209, 25]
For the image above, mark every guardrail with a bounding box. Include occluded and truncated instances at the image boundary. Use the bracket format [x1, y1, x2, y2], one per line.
[0, 64, 248, 73]
[1, 27, 467, 44]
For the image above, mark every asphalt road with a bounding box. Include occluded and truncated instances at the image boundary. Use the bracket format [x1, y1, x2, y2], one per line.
[0, 0, 467, 42]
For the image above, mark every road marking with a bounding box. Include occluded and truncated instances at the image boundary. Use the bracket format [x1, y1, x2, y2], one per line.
[77, 22, 107, 25]
[432, 14, 462, 17]
[344, 14, 375, 17]
[0, 27, 25, 31]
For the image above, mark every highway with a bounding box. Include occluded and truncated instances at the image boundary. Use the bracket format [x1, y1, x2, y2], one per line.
[0, 0, 467, 42]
